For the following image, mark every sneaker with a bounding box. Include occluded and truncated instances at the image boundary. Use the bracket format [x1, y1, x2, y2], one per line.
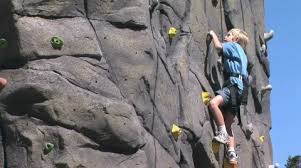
[227, 151, 238, 164]
[213, 131, 229, 144]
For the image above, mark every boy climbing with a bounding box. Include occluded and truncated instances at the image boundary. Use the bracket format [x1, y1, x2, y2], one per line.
[208, 28, 249, 164]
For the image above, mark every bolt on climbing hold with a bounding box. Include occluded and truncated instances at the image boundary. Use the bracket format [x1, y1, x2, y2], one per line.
[201, 92, 211, 105]
[168, 27, 177, 38]
[50, 36, 64, 49]
[264, 30, 274, 42]
[259, 136, 265, 143]
[0, 38, 8, 49]
[171, 124, 182, 140]
[43, 142, 54, 154]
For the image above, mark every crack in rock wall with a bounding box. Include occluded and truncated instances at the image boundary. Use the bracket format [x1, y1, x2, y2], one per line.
[0, 0, 273, 167]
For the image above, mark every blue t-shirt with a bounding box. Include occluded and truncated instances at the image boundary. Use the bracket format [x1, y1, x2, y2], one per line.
[222, 42, 248, 90]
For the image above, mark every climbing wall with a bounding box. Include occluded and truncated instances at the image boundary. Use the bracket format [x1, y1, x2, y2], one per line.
[0, 0, 273, 167]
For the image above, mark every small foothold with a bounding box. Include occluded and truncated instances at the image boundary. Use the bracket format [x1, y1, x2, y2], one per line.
[201, 92, 211, 105]
[260, 44, 266, 54]
[211, 0, 218, 7]
[171, 124, 182, 140]
[264, 30, 274, 42]
[50, 36, 64, 49]
[246, 123, 254, 137]
[43, 142, 54, 154]
[259, 136, 265, 143]
[212, 141, 220, 153]
[168, 27, 177, 38]
[0, 38, 8, 49]
[206, 34, 213, 46]
[217, 57, 222, 66]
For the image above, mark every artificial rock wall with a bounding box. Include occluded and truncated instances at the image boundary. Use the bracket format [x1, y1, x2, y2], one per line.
[0, 0, 273, 168]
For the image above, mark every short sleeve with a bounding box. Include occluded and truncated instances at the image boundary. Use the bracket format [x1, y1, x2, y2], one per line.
[222, 42, 234, 58]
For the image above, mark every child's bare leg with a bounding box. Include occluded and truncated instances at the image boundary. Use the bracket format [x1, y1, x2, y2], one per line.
[0, 77, 7, 89]
[224, 111, 235, 148]
[209, 95, 229, 144]
[209, 95, 225, 126]
[224, 111, 238, 163]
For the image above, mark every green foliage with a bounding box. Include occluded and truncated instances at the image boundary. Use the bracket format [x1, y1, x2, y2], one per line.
[285, 155, 301, 168]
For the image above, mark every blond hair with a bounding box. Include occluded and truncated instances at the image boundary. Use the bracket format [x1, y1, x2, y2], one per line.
[228, 28, 249, 49]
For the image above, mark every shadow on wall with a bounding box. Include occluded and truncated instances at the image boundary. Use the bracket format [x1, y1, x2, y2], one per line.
[193, 140, 212, 168]
[0, 0, 26, 69]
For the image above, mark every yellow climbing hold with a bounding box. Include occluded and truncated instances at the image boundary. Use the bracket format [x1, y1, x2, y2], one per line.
[171, 124, 182, 140]
[201, 92, 211, 105]
[168, 27, 177, 38]
[259, 136, 265, 143]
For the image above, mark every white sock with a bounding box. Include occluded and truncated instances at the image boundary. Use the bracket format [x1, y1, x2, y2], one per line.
[218, 125, 227, 134]
[218, 125, 228, 135]
[228, 147, 235, 152]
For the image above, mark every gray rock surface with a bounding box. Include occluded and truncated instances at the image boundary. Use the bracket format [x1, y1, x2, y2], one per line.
[0, 0, 273, 167]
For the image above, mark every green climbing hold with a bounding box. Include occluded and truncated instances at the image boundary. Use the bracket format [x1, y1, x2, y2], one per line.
[0, 38, 8, 49]
[50, 36, 64, 49]
[43, 142, 54, 154]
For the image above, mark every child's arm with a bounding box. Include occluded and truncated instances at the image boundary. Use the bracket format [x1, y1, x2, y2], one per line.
[209, 30, 222, 51]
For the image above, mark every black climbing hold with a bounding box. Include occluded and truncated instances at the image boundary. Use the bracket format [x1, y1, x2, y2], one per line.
[50, 36, 64, 49]
[0, 38, 8, 49]
[43, 142, 54, 154]
[212, 0, 218, 7]
[206, 34, 212, 46]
